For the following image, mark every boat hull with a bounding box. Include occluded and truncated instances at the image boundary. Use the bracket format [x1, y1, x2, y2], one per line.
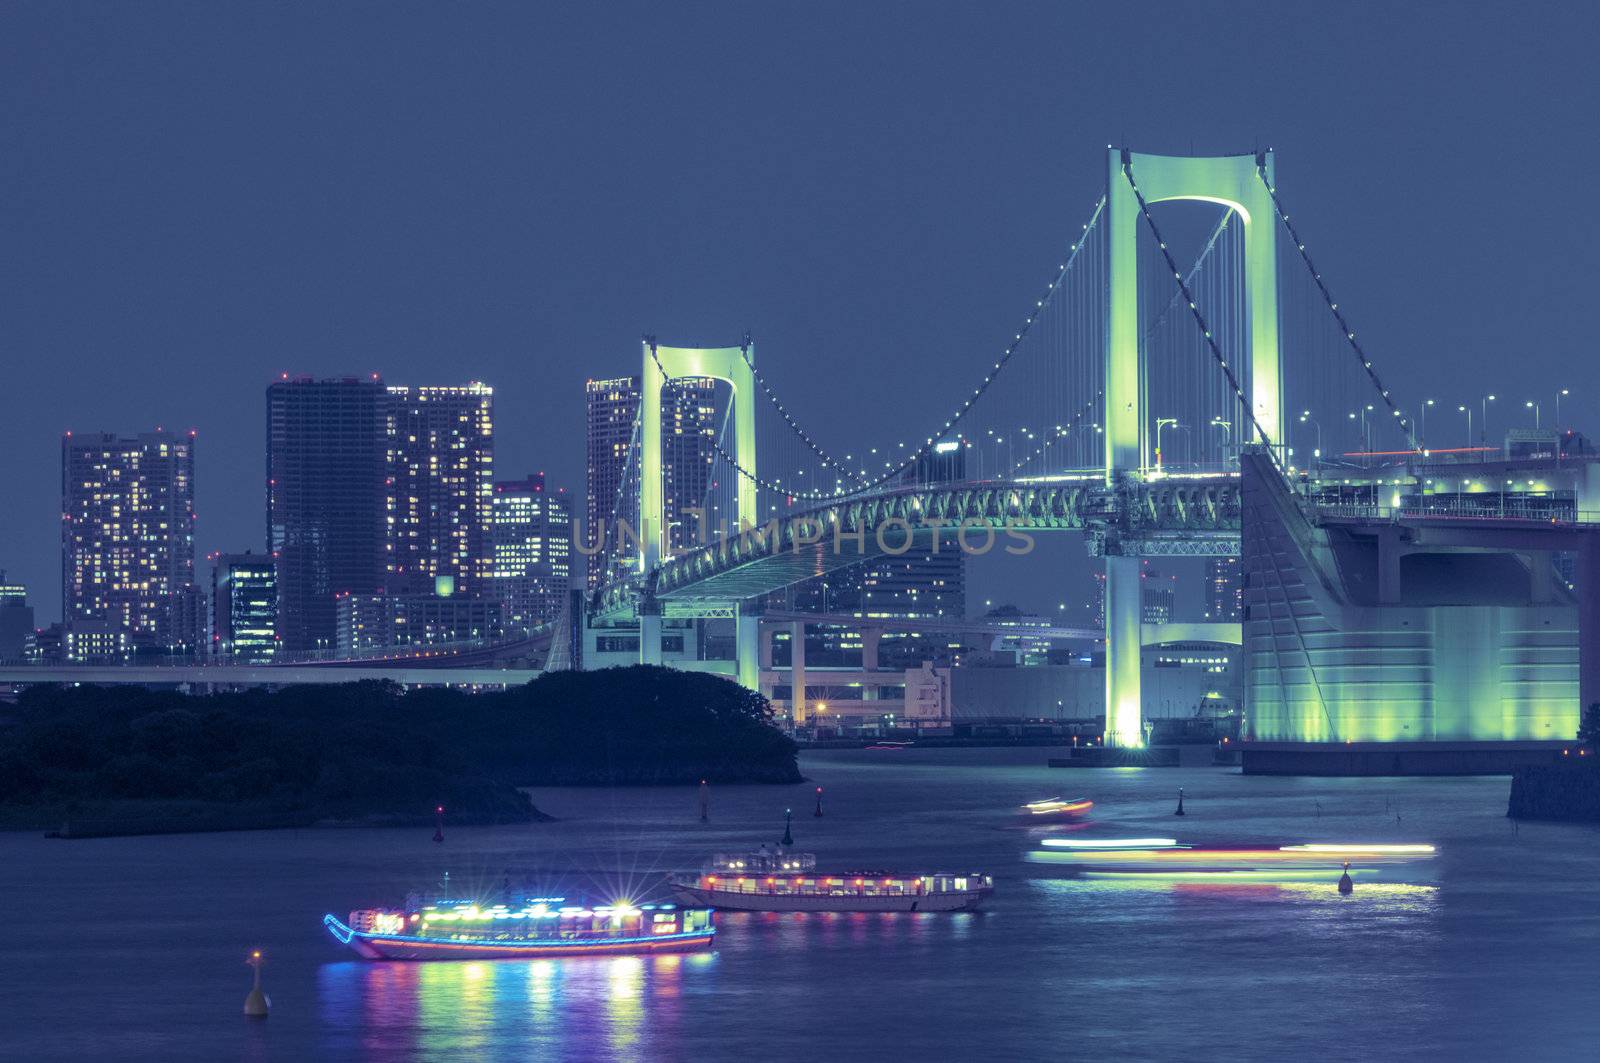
[323, 915, 714, 961]
[671, 886, 988, 913]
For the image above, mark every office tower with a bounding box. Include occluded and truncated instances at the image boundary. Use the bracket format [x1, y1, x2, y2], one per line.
[1205, 556, 1243, 621]
[1094, 561, 1178, 626]
[385, 384, 495, 595]
[1141, 564, 1177, 625]
[211, 552, 278, 662]
[0, 573, 33, 661]
[660, 376, 718, 550]
[61, 429, 197, 649]
[490, 473, 572, 631]
[267, 376, 387, 654]
[584, 376, 717, 590]
[585, 377, 639, 591]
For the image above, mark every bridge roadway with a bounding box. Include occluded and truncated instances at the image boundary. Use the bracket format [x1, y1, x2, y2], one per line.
[597, 474, 1242, 617]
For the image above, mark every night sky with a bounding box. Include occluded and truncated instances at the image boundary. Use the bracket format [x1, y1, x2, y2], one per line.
[4, 2, 1598, 620]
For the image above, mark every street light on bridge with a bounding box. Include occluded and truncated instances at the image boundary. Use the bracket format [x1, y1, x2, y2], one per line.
[1526, 400, 1541, 430]
[1458, 404, 1472, 449]
[1155, 418, 1180, 471]
[1556, 388, 1570, 427]
[1299, 411, 1322, 472]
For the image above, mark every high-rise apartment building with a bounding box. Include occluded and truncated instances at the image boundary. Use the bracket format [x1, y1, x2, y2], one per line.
[61, 429, 197, 648]
[267, 377, 388, 654]
[1205, 556, 1243, 621]
[584, 376, 717, 590]
[385, 384, 494, 595]
[490, 473, 572, 631]
[211, 552, 278, 662]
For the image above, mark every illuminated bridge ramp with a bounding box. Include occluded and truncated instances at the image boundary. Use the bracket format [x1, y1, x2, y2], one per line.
[603, 478, 1240, 610]
[1240, 449, 1598, 747]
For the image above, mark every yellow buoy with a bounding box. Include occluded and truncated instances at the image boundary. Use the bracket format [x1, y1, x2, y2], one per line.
[244, 950, 271, 1018]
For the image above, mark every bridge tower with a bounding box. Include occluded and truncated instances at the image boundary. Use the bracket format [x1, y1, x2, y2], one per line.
[639, 339, 761, 689]
[1102, 148, 1282, 747]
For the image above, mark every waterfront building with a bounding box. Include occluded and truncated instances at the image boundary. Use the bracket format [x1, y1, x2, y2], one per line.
[61, 429, 197, 650]
[490, 473, 572, 632]
[0, 574, 34, 662]
[1205, 556, 1243, 621]
[384, 383, 495, 595]
[267, 376, 388, 654]
[210, 552, 278, 662]
[584, 375, 717, 590]
[63, 619, 131, 663]
[981, 605, 1055, 665]
[335, 585, 503, 654]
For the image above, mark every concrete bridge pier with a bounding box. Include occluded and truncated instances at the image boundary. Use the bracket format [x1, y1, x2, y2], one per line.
[790, 620, 807, 726]
[736, 606, 761, 692]
[639, 612, 662, 666]
[1103, 553, 1144, 747]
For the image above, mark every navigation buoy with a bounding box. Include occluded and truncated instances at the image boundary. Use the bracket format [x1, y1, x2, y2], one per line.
[814, 786, 824, 818]
[244, 950, 270, 1018]
[781, 808, 794, 847]
[1338, 861, 1354, 895]
[432, 805, 445, 844]
[1174, 788, 1186, 817]
[699, 779, 709, 823]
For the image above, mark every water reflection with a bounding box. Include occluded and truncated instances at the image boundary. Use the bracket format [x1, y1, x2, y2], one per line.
[318, 951, 688, 1060]
[315, 911, 971, 1058]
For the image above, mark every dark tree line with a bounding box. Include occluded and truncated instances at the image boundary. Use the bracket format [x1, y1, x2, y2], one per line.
[0, 666, 799, 825]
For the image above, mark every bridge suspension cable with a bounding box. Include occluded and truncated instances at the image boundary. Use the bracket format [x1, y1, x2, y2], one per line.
[733, 334, 868, 489]
[656, 194, 1111, 502]
[1255, 163, 1417, 449]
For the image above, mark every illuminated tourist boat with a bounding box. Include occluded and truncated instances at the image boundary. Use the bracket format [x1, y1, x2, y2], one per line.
[323, 896, 715, 960]
[670, 850, 993, 912]
[1027, 838, 1437, 880]
[1019, 796, 1094, 820]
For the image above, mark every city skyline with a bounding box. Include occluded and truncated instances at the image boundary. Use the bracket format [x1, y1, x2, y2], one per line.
[5, 4, 1599, 625]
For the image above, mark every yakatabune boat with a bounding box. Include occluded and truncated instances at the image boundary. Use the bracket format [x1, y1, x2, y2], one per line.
[670, 850, 993, 913]
[323, 896, 715, 960]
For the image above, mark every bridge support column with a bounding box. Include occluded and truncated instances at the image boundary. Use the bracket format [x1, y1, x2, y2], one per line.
[1104, 554, 1143, 747]
[639, 614, 662, 666]
[861, 627, 882, 672]
[790, 620, 807, 726]
[736, 607, 760, 692]
[1528, 550, 1556, 604]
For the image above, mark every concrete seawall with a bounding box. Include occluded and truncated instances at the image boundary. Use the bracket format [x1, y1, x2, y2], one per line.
[1508, 761, 1600, 821]
[1242, 741, 1568, 776]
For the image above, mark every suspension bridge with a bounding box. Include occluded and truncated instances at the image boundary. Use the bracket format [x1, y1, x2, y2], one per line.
[12, 147, 1594, 751]
[577, 147, 1464, 748]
